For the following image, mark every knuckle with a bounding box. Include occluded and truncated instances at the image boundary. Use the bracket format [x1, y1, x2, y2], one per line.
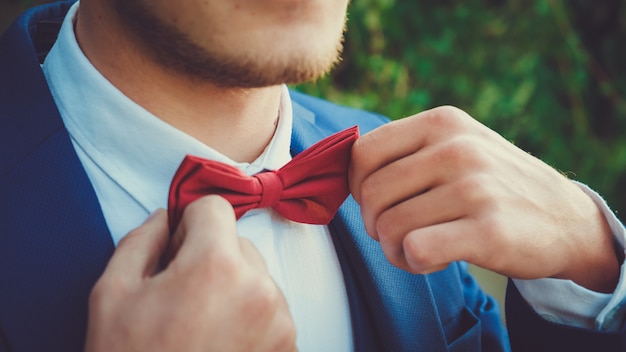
[244, 276, 280, 319]
[423, 105, 468, 129]
[382, 250, 406, 271]
[359, 175, 382, 208]
[89, 274, 129, 308]
[185, 247, 243, 284]
[237, 237, 255, 255]
[477, 212, 507, 241]
[434, 138, 466, 164]
[205, 251, 242, 279]
[238, 237, 260, 256]
[88, 281, 107, 307]
[116, 227, 144, 249]
[379, 235, 406, 269]
[402, 235, 435, 268]
[453, 174, 493, 207]
[435, 136, 489, 169]
[362, 216, 380, 241]
[239, 238, 269, 271]
[437, 105, 467, 117]
[375, 211, 399, 242]
[184, 195, 234, 221]
[271, 313, 298, 352]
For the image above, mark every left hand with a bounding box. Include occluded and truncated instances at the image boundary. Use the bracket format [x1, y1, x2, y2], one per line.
[349, 106, 619, 292]
[85, 198, 297, 352]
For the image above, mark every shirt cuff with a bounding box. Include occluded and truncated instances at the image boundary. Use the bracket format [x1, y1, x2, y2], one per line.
[512, 181, 626, 331]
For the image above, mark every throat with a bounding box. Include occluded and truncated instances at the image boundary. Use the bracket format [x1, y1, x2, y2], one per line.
[149, 85, 284, 163]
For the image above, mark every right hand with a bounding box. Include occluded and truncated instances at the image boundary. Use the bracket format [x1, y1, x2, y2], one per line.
[85, 195, 297, 352]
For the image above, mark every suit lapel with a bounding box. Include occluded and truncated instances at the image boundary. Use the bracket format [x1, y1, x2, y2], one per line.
[291, 100, 448, 351]
[0, 4, 114, 351]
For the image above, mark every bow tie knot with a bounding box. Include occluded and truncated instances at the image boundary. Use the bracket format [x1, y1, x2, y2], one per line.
[256, 171, 284, 209]
[168, 126, 360, 232]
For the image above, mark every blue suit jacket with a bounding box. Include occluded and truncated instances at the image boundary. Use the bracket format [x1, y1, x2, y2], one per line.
[1, 2, 624, 351]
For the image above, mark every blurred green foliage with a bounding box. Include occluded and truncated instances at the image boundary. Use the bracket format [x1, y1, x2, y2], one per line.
[296, 0, 626, 221]
[3, 0, 625, 221]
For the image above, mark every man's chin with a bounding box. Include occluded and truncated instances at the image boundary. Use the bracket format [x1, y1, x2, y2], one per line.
[185, 57, 339, 89]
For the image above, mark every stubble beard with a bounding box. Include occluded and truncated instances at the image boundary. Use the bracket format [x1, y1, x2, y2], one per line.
[113, 0, 346, 88]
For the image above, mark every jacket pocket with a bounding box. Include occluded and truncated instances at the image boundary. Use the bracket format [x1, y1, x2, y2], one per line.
[447, 306, 481, 352]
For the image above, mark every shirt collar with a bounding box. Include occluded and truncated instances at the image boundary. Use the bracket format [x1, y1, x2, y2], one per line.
[42, 1, 294, 212]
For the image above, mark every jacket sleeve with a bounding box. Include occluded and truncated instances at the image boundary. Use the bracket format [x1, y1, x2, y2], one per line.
[506, 280, 626, 351]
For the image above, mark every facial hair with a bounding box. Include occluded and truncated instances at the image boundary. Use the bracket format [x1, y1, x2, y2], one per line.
[112, 0, 346, 88]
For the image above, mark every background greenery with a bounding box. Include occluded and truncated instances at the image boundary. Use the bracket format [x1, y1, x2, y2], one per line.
[4, 0, 623, 221]
[297, 0, 626, 222]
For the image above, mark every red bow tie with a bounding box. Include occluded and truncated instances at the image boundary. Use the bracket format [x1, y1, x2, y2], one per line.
[168, 126, 359, 232]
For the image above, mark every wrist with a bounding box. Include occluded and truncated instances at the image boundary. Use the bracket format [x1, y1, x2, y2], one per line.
[556, 195, 621, 293]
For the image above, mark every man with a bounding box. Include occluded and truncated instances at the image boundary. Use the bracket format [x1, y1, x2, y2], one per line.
[1, 0, 625, 351]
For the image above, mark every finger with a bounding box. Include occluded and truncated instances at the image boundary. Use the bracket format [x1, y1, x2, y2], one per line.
[350, 118, 424, 205]
[171, 195, 241, 267]
[259, 309, 298, 352]
[359, 134, 491, 241]
[105, 209, 170, 281]
[254, 285, 298, 352]
[356, 144, 444, 240]
[238, 237, 269, 273]
[349, 106, 470, 204]
[401, 218, 489, 274]
[375, 182, 473, 266]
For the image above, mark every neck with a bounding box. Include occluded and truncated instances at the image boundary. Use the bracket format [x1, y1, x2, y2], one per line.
[74, 3, 282, 163]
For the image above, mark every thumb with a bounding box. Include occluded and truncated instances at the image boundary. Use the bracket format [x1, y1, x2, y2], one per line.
[104, 209, 170, 281]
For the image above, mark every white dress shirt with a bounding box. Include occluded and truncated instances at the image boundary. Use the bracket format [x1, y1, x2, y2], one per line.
[42, 2, 626, 348]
